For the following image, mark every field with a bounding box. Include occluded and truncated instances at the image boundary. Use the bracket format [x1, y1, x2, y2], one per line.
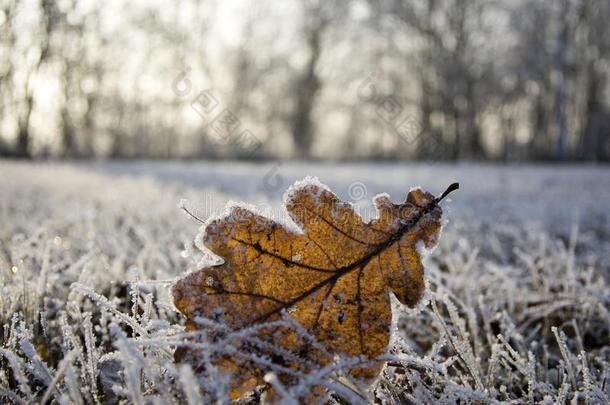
[1, 160, 609, 404]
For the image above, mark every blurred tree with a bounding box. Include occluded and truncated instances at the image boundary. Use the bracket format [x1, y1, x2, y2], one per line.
[0, 0, 17, 153]
[553, 0, 569, 161]
[512, 0, 555, 159]
[289, 0, 328, 158]
[0, 0, 607, 161]
[577, 0, 610, 161]
[371, 0, 495, 160]
[7, 0, 58, 157]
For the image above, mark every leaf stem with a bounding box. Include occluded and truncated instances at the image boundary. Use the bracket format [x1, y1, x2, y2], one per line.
[436, 182, 460, 203]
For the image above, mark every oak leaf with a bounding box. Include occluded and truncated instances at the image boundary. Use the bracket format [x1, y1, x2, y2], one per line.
[173, 178, 458, 400]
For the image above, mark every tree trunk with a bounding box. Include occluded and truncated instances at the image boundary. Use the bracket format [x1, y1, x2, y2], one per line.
[553, 0, 569, 160]
[16, 94, 34, 158]
[290, 25, 322, 159]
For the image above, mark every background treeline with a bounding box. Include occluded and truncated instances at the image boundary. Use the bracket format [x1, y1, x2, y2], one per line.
[0, 0, 609, 161]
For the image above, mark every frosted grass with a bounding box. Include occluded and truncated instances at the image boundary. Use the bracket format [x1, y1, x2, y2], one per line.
[0, 160, 608, 403]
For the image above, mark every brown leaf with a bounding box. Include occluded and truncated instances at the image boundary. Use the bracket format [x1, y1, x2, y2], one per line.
[173, 178, 458, 400]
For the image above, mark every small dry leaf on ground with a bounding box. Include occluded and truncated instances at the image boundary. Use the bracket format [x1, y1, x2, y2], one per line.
[173, 178, 458, 400]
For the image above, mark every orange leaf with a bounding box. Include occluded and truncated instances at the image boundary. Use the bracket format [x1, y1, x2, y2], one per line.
[173, 178, 458, 400]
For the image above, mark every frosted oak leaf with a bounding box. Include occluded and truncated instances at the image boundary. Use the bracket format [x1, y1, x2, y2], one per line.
[173, 178, 458, 400]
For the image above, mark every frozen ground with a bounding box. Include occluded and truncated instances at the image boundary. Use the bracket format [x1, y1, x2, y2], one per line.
[0, 160, 609, 403]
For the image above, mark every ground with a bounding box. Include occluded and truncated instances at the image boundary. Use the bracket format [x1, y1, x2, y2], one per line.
[0, 160, 609, 403]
